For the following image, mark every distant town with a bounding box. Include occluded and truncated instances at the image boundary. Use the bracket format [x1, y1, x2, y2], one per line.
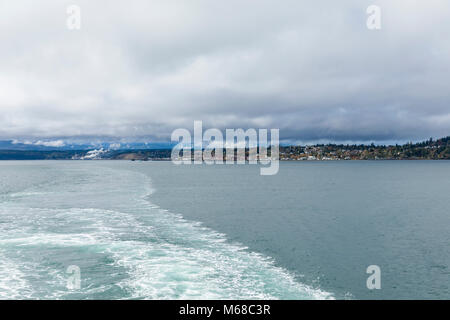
[279, 136, 450, 161]
[0, 136, 448, 161]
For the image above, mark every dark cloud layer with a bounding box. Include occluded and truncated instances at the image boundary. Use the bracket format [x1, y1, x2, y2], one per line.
[0, 0, 449, 144]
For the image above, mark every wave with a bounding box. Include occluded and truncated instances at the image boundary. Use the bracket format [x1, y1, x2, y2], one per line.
[0, 164, 334, 299]
[0, 250, 34, 299]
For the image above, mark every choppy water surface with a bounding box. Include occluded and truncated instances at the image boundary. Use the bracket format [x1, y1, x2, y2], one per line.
[0, 161, 449, 299]
[0, 161, 331, 299]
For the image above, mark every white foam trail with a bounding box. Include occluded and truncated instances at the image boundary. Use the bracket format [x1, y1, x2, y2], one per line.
[109, 205, 334, 300]
[0, 250, 33, 299]
[0, 164, 334, 300]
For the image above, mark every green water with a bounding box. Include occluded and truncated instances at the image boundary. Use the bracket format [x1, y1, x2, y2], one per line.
[0, 161, 449, 299]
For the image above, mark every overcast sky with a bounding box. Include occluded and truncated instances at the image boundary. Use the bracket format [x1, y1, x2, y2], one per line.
[0, 0, 449, 144]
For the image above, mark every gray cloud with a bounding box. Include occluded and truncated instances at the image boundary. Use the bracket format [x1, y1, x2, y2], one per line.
[0, 0, 449, 144]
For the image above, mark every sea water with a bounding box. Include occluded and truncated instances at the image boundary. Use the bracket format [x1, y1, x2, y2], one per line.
[0, 160, 448, 299]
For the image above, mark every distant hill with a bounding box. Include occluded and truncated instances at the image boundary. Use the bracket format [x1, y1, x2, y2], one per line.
[0, 137, 448, 160]
[0, 150, 87, 160]
[0, 140, 174, 151]
[280, 136, 450, 160]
